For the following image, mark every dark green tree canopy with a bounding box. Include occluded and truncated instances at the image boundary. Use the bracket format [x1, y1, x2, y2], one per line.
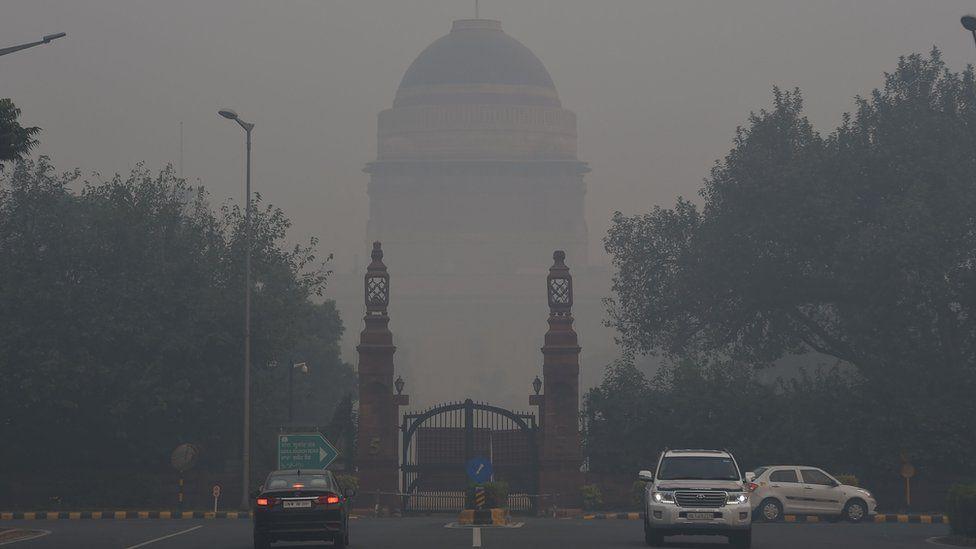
[0, 157, 354, 471]
[0, 99, 39, 170]
[606, 50, 976, 383]
[602, 51, 976, 473]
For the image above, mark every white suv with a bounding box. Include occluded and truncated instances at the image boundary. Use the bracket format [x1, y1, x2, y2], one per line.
[640, 449, 752, 548]
[747, 465, 877, 522]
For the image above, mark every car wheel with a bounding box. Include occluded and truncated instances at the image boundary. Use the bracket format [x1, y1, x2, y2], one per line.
[252, 532, 270, 549]
[843, 499, 867, 523]
[334, 531, 347, 548]
[729, 530, 752, 548]
[758, 498, 783, 522]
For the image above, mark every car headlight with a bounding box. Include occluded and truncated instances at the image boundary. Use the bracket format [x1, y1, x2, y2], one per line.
[857, 489, 874, 499]
[727, 492, 749, 505]
[652, 491, 675, 504]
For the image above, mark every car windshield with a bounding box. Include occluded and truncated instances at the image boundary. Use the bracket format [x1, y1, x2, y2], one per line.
[265, 474, 334, 491]
[752, 466, 769, 478]
[657, 456, 741, 480]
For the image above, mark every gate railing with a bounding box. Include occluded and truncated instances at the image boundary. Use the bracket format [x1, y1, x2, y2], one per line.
[400, 491, 537, 513]
[399, 399, 539, 513]
[402, 490, 466, 512]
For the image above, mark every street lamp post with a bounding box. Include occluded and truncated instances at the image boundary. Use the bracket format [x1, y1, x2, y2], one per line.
[0, 33, 66, 57]
[219, 108, 255, 509]
[963, 16, 976, 48]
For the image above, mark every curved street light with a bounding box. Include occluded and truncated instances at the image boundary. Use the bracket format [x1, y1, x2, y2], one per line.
[219, 107, 255, 509]
[0, 32, 66, 57]
[963, 15, 976, 48]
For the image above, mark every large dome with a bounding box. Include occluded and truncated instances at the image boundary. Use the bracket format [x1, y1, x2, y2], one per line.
[400, 19, 555, 90]
[394, 19, 560, 108]
[376, 19, 578, 161]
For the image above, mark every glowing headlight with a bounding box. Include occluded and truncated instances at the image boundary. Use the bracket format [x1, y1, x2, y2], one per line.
[652, 491, 675, 504]
[727, 492, 749, 504]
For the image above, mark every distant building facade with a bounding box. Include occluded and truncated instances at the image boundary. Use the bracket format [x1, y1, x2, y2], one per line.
[335, 19, 614, 409]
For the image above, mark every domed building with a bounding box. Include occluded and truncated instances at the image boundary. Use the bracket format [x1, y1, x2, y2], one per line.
[368, 18, 588, 274]
[352, 18, 609, 409]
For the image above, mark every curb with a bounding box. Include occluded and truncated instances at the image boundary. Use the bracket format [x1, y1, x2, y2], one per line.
[783, 514, 826, 523]
[578, 512, 949, 525]
[0, 511, 253, 520]
[874, 514, 948, 524]
[458, 508, 510, 526]
[583, 512, 641, 520]
[779, 514, 948, 524]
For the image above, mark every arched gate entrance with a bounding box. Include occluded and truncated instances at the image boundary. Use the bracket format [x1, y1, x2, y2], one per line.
[400, 399, 538, 512]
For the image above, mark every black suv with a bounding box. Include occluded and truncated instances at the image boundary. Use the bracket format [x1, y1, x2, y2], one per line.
[253, 469, 353, 548]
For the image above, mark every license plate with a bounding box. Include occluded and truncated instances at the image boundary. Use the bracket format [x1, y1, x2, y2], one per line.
[283, 500, 312, 509]
[687, 512, 713, 520]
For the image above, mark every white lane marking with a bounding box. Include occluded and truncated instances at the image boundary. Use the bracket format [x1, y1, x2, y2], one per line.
[0, 530, 52, 546]
[123, 525, 204, 549]
[472, 526, 482, 548]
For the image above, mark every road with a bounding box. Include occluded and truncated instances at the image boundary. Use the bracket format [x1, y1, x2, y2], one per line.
[0, 517, 949, 548]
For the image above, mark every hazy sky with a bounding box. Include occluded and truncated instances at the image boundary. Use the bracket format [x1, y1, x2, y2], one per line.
[5, 0, 976, 277]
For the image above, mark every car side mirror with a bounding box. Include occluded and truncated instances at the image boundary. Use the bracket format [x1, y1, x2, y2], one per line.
[345, 488, 357, 498]
[638, 470, 654, 482]
[745, 472, 756, 482]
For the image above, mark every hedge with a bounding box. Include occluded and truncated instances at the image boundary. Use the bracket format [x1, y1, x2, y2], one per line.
[581, 484, 604, 510]
[946, 484, 976, 538]
[466, 481, 510, 509]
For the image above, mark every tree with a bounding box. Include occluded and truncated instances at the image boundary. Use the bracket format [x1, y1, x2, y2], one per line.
[0, 157, 355, 477]
[0, 99, 39, 170]
[582, 359, 869, 476]
[605, 50, 976, 470]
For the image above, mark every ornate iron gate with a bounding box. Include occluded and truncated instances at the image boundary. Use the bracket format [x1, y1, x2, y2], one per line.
[400, 399, 538, 512]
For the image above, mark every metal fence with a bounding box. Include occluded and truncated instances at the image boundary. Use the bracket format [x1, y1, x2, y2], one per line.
[402, 491, 466, 512]
[400, 491, 536, 513]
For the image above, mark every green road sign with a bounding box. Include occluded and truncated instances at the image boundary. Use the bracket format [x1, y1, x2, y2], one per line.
[277, 433, 339, 470]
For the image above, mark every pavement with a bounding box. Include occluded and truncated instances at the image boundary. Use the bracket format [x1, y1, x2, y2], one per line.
[0, 516, 951, 548]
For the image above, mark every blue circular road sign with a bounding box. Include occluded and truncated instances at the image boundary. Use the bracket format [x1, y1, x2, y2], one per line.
[465, 456, 493, 484]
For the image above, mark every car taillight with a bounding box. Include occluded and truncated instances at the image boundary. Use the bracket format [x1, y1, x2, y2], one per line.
[256, 497, 278, 507]
[747, 482, 759, 492]
[316, 494, 340, 505]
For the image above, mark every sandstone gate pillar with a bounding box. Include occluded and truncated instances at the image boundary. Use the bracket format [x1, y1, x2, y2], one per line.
[356, 242, 407, 510]
[536, 250, 583, 511]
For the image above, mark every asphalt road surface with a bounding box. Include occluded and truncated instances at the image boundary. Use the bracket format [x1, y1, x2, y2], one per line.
[0, 517, 950, 548]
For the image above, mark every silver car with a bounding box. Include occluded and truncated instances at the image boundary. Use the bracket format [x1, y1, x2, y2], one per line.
[746, 465, 877, 522]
